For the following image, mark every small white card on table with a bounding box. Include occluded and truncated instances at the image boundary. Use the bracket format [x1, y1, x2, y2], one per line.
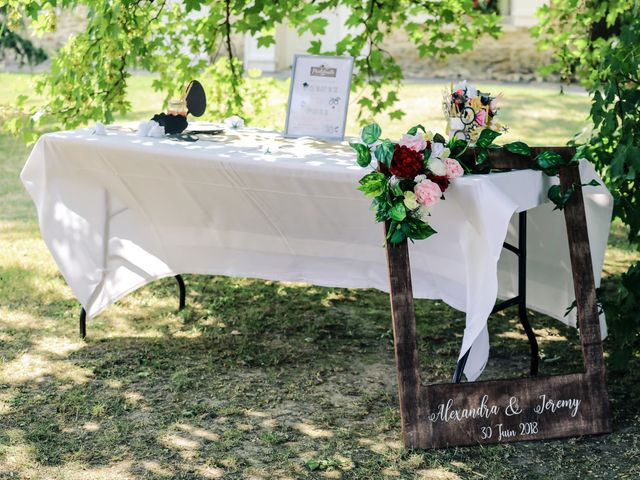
[284, 54, 354, 140]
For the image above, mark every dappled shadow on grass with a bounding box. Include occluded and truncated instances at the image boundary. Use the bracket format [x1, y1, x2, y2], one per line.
[414, 300, 584, 385]
[0, 320, 402, 478]
[1, 270, 639, 478]
[0, 274, 406, 477]
[0, 262, 81, 366]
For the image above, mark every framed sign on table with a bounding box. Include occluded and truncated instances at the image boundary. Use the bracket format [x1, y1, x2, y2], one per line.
[284, 54, 354, 141]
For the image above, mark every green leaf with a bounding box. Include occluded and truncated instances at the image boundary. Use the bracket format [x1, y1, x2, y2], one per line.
[374, 139, 395, 167]
[308, 40, 322, 54]
[448, 137, 467, 151]
[184, 0, 203, 11]
[389, 202, 407, 221]
[361, 123, 382, 145]
[357, 171, 386, 197]
[390, 228, 407, 244]
[503, 141, 531, 157]
[306, 460, 321, 471]
[433, 133, 447, 144]
[350, 142, 372, 168]
[571, 144, 588, 164]
[610, 144, 628, 178]
[407, 219, 437, 240]
[547, 184, 576, 210]
[389, 109, 405, 120]
[390, 181, 403, 197]
[476, 128, 502, 148]
[476, 149, 489, 165]
[256, 35, 275, 48]
[386, 220, 399, 240]
[535, 150, 564, 175]
[406, 124, 426, 135]
[308, 17, 329, 35]
[547, 185, 562, 208]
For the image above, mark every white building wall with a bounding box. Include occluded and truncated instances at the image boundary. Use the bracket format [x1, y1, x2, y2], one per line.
[505, 0, 549, 27]
[244, 7, 351, 72]
[244, 1, 550, 72]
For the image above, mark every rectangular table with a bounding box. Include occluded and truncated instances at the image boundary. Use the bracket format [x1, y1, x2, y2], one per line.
[21, 127, 613, 381]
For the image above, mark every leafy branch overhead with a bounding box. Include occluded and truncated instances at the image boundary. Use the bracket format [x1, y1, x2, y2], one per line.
[455, 131, 598, 211]
[0, 0, 500, 136]
[535, 0, 640, 235]
[0, 7, 47, 67]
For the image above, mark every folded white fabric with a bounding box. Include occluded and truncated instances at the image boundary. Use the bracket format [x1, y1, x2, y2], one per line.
[137, 120, 152, 137]
[224, 115, 245, 129]
[92, 122, 106, 135]
[148, 123, 165, 138]
[137, 120, 165, 138]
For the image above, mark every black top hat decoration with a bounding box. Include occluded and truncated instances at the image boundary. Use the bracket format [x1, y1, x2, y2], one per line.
[151, 80, 206, 135]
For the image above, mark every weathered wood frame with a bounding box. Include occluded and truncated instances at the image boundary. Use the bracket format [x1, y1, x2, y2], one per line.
[386, 147, 612, 449]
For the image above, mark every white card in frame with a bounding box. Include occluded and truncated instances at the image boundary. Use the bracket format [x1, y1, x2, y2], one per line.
[284, 54, 354, 141]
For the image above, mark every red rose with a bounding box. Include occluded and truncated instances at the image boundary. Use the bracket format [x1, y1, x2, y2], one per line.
[390, 144, 424, 178]
[427, 174, 450, 192]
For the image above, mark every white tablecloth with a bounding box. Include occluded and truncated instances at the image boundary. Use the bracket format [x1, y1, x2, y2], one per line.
[21, 127, 612, 380]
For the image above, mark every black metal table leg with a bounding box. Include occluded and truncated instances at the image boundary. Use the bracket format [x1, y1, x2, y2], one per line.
[78, 274, 187, 339]
[80, 307, 87, 339]
[175, 274, 186, 310]
[453, 211, 539, 383]
[518, 212, 539, 376]
[452, 349, 470, 383]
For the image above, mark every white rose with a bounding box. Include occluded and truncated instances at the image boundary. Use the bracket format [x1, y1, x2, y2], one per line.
[417, 205, 431, 219]
[427, 157, 447, 177]
[414, 174, 427, 184]
[430, 142, 445, 160]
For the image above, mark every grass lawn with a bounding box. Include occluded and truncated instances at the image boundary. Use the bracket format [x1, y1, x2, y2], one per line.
[1, 72, 639, 479]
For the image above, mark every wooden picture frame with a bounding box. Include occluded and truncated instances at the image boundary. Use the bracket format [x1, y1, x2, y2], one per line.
[386, 147, 612, 449]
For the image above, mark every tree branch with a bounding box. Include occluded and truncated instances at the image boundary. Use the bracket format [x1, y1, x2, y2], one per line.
[224, 0, 240, 100]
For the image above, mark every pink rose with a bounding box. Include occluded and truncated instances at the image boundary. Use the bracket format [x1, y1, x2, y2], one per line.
[399, 132, 427, 152]
[444, 158, 464, 179]
[475, 109, 486, 126]
[414, 179, 442, 208]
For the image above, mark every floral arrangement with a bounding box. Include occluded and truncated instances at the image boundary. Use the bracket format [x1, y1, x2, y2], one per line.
[443, 80, 505, 144]
[351, 87, 596, 246]
[350, 123, 464, 244]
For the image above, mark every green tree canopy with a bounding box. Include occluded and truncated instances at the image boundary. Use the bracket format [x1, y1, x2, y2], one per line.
[0, 6, 47, 67]
[535, 0, 640, 367]
[0, 0, 500, 136]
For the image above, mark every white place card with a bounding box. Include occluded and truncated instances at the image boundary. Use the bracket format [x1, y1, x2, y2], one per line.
[284, 54, 354, 140]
